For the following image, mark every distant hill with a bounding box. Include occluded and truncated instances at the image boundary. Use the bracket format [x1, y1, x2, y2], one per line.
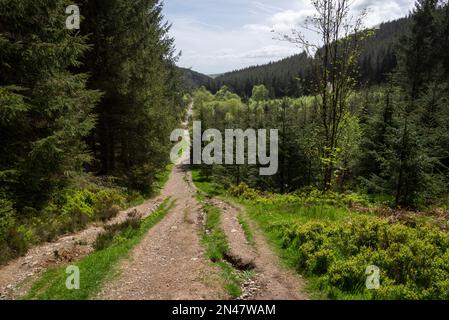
[211, 16, 411, 98]
[178, 67, 214, 91]
[208, 74, 224, 79]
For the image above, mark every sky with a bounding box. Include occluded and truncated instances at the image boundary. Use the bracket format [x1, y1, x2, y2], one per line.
[163, 0, 416, 75]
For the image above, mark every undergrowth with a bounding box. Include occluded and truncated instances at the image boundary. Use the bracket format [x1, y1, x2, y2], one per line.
[194, 170, 449, 300]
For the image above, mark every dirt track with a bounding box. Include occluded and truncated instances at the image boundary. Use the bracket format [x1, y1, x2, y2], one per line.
[0, 197, 163, 300]
[212, 199, 307, 300]
[96, 165, 227, 300]
[0, 126, 307, 300]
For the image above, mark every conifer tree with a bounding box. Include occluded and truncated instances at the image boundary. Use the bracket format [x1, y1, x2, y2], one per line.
[372, 0, 447, 207]
[80, 0, 182, 193]
[0, 0, 100, 208]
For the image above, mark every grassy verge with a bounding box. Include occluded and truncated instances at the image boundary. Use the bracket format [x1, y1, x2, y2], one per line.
[191, 169, 225, 196]
[238, 199, 354, 299]
[210, 178, 449, 299]
[23, 198, 175, 300]
[196, 192, 248, 297]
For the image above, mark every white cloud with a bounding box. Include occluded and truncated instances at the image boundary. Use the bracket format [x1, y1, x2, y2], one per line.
[207, 45, 298, 60]
[165, 0, 415, 74]
[251, 1, 285, 14]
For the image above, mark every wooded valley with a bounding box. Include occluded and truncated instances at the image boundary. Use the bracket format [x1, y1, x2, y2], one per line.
[1, 0, 449, 302]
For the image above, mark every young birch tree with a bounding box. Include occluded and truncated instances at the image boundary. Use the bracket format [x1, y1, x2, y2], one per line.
[281, 0, 368, 190]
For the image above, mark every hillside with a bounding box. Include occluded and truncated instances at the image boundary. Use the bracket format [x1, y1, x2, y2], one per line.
[178, 67, 214, 91]
[211, 16, 411, 98]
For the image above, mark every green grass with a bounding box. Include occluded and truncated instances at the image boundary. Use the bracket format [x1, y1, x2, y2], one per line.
[198, 194, 229, 262]
[23, 198, 175, 300]
[243, 201, 351, 231]
[196, 193, 243, 297]
[192, 171, 252, 298]
[190, 170, 449, 300]
[190, 169, 370, 299]
[153, 164, 173, 195]
[239, 200, 372, 299]
[126, 164, 173, 207]
[192, 169, 225, 196]
[237, 213, 255, 246]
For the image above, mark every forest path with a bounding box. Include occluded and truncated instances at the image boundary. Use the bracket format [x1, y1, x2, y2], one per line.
[0, 162, 307, 300]
[211, 199, 307, 300]
[1, 104, 307, 300]
[96, 162, 227, 300]
[94, 106, 307, 300]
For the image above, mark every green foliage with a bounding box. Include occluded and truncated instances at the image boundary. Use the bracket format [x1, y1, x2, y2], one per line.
[0, 185, 128, 265]
[0, 197, 28, 264]
[190, 1, 449, 210]
[243, 188, 449, 300]
[277, 216, 449, 300]
[0, 0, 181, 265]
[356, 0, 449, 208]
[0, 0, 101, 208]
[229, 183, 260, 200]
[94, 214, 142, 251]
[192, 170, 225, 196]
[192, 5, 449, 208]
[251, 84, 269, 102]
[61, 188, 125, 229]
[230, 183, 370, 209]
[80, 0, 183, 194]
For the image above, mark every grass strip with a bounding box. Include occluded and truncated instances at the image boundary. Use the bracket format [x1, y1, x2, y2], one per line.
[196, 193, 245, 297]
[192, 168, 255, 298]
[237, 213, 255, 246]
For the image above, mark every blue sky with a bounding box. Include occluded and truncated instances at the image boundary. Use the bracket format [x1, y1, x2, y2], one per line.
[163, 0, 415, 75]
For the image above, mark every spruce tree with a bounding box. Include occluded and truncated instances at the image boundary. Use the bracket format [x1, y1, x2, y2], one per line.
[373, 0, 447, 207]
[0, 0, 100, 208]
[80, 0, 182, 193]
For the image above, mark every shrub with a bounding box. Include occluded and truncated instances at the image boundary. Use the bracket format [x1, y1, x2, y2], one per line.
[276, 215, 449, 299]
[229, 183, 260, 200]
[0, 197, 30, 264]
[0, 185, 127, 265]
[62, 190, 95, 231]
[231, 184, 371, 209]
[0, 197, 15, 242]
[92, 189, 125, 221]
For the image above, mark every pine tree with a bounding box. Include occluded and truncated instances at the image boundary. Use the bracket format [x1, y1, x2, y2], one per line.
[0, 0, 100, 208]
[372, 0, 447, 207]
[80, 0, 182, 193]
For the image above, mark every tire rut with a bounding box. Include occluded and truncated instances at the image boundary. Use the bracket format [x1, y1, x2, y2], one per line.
[210, 198, 308, 300]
